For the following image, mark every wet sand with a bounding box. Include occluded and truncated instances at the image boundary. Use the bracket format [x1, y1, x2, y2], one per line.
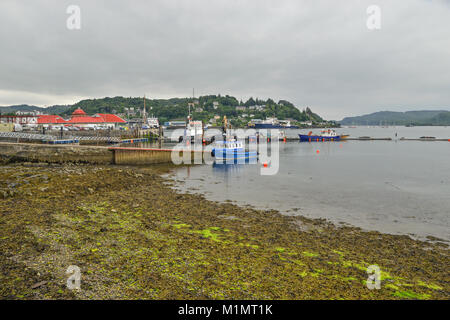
[0, 163, 448, 299]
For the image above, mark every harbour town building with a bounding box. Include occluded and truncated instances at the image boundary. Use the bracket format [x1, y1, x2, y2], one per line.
[1, 108, 126, 130]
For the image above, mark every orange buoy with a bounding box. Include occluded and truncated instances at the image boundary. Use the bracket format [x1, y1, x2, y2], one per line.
[316, 150, 320, 154]
[263, 162, 268, 167]
[131, 139, 134, 143]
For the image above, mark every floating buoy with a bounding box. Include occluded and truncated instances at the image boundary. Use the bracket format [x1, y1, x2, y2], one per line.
[316, 150, 320, 154]
[131, 139, 133, 143]
[263, 162, 268, 167]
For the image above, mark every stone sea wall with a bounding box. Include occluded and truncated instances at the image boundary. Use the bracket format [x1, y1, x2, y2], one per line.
[0, 142, 113, 164]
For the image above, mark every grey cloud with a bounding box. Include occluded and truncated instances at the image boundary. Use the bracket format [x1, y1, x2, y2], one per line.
[0, 0, 449, 119]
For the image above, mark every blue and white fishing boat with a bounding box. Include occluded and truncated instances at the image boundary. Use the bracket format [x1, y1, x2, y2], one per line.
[211, 139, 258, 163]
[299, 129, 341, 142]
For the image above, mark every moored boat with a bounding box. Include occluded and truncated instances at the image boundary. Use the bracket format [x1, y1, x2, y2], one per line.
[248, 118, 299, 129]
[299, 129, 341, 142]
[211, 139, 258, 162]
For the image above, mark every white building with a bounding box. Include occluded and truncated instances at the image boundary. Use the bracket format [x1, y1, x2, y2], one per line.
[0, 115, 39, 126]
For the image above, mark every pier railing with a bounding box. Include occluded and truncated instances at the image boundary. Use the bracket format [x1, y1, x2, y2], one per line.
[0, 132, 122, 143]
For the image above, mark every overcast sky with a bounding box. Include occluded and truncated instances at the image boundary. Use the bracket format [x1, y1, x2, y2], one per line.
[0, 0, 449, 120]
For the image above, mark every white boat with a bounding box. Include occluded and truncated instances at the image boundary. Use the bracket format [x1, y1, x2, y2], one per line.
[147, 116, 159, 128]
[179, 119, 203, 142]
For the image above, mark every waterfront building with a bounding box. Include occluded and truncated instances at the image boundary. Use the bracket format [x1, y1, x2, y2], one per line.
[15, 110, 43, 116]
[37, 115, 67, 128]
[34, 108, 126, 130]
[65, 108, 126, 129]
[0, 115, 39, 126]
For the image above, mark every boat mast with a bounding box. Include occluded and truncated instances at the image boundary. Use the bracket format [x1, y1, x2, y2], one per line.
[143, 95, 148, 125]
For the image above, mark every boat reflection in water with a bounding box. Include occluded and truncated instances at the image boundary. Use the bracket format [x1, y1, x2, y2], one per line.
[212, 156, 258, 176]
[212, 162, 245, 173]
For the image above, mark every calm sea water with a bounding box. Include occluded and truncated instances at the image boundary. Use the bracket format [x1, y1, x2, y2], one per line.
[165, 126, 450, 242]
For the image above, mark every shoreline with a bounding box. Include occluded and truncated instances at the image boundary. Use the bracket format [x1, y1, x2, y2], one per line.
[166, 170, 450, 244]
[0, 162, 448, 299]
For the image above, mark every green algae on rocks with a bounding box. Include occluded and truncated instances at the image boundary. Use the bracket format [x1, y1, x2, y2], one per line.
[0, 163, 448, 300]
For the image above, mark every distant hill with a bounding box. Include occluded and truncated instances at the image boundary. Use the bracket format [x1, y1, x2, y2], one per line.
[58, 96, 327, 126]
[63, 96, 325, 125]
[0, 104, 70, 115]
[0, 104, 41, 113]
[340, 110, 450, 126]
[0, 95, 330, 127]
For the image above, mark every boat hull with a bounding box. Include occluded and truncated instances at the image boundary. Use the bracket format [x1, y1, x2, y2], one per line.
[212, 148, 258, 162]
[299, 134, 341, 142]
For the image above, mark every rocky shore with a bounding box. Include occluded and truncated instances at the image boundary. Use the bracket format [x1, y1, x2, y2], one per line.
[0, 163, 448, 299]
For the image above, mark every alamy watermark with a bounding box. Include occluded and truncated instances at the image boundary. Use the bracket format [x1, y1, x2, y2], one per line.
[66, 5, 81, 30]
[367, 5, 381, 30]
[64, 5, 380, 31]
[366, 265, 381, 290]
[66, 265, 81, 290]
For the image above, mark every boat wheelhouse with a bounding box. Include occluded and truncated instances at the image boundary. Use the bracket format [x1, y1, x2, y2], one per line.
[211, 139, 258, 163]
[147, 117, 159, 128]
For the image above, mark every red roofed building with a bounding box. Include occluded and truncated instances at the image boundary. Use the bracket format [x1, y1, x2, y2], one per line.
[71, 108, 87, 117]
[64, 108, 126, 129]
[96, 114, 127, 124]
[2, 108, 126, 130]
[37, 115, 67, 125]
